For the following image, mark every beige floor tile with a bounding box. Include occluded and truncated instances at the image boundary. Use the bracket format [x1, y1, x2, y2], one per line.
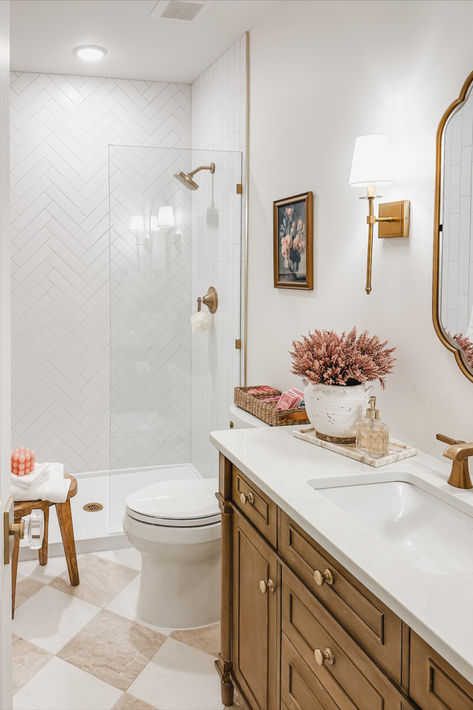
[58, 609, 166, 691]
[15, 577, 43, 611]
[12, 635, 53, 693]
[111, 692, 159, 710]
[170, 623, 220, 658]
[49, 553, 138, 607]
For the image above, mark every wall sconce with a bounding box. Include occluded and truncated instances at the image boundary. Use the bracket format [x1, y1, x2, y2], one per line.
[129, 214, 160, 236]
[129, 215, 146, 233]
[129, 214, 159, 272]
[158, 205, 175, 229]
[349, 134, 410, 294]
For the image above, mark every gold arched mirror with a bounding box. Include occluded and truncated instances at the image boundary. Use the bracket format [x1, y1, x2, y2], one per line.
[433, 69, 473, 382]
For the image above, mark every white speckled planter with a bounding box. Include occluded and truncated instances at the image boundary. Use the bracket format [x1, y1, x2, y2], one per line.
[303, 382, 372, 443]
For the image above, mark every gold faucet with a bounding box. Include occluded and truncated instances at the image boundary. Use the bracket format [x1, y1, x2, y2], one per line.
[436, 434, 473, 489]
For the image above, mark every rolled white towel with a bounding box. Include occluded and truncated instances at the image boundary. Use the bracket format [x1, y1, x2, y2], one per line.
[11, 463, 70, 503]
[191, 310, 211, 332]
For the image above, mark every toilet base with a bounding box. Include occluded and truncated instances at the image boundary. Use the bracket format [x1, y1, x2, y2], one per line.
[124, 514, 221, 629]
[137, 543, 221, 628]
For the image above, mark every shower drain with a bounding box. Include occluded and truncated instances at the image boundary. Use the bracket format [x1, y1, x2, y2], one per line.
[83, 502, 103, 512]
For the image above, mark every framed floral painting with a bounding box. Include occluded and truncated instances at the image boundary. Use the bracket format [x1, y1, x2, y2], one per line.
[273, 191, 313, 289]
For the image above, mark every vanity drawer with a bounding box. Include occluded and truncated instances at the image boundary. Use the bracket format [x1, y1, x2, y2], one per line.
[278, 510, 402, 682]
[282, 565, 405, 710]
[281, 633, 339, 710]
[232, 467, 277, 547]
[409, 631, 473, 710]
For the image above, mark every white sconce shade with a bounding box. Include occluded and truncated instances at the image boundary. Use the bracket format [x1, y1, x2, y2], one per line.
[150, 216, 160, 232]
[129, 215, 145, 232]
[158, 206, 175, 228]
[349, 134, 394, 186]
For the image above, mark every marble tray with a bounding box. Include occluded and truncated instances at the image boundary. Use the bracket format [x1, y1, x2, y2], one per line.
[292, 426, 417, 467]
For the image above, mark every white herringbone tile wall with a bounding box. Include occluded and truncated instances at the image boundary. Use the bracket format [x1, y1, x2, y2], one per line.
[109, 146, 192, 470]
[11, 73, 191, 473]
[191, 36, 246, 477]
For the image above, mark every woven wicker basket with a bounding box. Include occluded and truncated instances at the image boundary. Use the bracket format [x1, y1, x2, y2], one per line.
[234, 386, 310, 427]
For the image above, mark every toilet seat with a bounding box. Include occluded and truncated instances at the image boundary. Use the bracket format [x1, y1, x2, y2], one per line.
[125, 478, 221, 528]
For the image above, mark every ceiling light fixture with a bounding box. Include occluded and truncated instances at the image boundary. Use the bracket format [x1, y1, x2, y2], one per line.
[73, 45, 107, 62]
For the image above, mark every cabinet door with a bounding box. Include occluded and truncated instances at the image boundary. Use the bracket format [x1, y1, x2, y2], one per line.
[232, 510, 279, 710]
[409, 631, 473, 710]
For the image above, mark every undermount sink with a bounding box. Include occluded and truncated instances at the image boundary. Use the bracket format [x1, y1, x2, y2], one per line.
[309, 479, 473, 576]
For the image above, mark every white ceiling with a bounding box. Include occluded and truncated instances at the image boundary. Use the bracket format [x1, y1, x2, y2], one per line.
[10, 0, 278, 83]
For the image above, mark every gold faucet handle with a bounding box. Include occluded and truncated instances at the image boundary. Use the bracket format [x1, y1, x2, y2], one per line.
[442, 442, 473, 461]
[436, 433, 465, 446]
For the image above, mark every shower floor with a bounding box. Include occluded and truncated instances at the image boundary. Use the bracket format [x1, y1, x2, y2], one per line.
[20, 464, 200, 556]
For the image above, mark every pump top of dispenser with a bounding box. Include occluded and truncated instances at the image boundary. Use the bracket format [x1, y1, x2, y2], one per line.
[365, 396, 380, 420]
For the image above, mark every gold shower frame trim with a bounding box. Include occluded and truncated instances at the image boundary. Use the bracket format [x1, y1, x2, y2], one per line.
[242, 30, 250, 386]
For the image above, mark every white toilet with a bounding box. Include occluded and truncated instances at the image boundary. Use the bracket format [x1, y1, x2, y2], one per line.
[124, 477, 221, 629]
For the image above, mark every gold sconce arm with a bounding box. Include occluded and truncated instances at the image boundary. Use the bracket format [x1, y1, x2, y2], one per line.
[363, 188, 410, 295]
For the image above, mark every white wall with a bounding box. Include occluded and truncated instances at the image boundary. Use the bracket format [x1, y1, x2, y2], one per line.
[248, 0, 473, 456]
[10, 73, 191, 472]
[0, 2, 12, 706]
[191, 36, 246, 476]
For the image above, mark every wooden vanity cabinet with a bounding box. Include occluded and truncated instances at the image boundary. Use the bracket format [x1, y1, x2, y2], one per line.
[409, 631, 473, 710]
[232, 510, 279, 710]
[216, 455, 473, 710]
[279, 510, 402, 685]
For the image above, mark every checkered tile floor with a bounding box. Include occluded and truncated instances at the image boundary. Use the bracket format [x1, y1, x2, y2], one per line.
[13, 548, 244, 710]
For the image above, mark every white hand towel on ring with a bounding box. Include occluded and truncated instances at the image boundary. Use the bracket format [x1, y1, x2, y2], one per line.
[191, 310, 211, 332]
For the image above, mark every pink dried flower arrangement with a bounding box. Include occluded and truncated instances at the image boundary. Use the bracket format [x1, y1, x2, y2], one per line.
[452, 332, 473, 369]
[290, 327, 396, 387]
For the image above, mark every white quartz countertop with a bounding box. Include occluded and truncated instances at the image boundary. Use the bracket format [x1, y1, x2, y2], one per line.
[210, 426, 473, 683]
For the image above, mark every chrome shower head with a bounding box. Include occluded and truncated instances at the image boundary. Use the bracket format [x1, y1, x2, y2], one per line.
[173, 162, 215, 190]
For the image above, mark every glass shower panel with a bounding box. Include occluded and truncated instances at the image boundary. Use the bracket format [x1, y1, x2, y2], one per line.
[108, 146, 242, 533]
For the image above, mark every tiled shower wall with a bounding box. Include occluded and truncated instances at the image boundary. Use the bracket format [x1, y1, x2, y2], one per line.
[10, 73, 191, 472]
[108, 146, 192, 470]
[441, 92, 473, 338]
[191, 35, 247, 477]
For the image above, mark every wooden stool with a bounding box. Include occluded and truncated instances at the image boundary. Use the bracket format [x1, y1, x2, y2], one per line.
[12, 474, 80, 618]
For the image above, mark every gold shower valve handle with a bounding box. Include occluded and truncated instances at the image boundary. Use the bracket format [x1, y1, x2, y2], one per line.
[314, 647, 335, 666]
[201, 286, 218, 314]
[239, 491, 254, 506]
[259, 578, 276, 594]
[313, 568, 334, 586]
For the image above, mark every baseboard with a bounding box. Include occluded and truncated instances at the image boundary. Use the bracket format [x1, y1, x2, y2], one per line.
[19, 533, 130, 561]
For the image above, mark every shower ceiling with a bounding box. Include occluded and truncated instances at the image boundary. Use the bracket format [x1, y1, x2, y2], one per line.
[10, 0, 278, 82]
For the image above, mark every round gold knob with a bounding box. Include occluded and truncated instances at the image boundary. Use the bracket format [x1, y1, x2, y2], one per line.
[9, 520, 25, 540]
[259, 578, 276, 594]
[313, 568, 334, 586]
[239, 491, 254, 505]
[314, 647, 335, 666]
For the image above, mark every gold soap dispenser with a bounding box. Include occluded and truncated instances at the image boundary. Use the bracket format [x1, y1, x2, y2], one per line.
[356, 396, 389, 458]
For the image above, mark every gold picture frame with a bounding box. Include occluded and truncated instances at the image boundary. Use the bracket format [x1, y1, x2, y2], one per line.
[273, 191, 313, 290]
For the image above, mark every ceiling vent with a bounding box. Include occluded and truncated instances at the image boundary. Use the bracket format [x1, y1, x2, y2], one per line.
[150, 0, 207, 21]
